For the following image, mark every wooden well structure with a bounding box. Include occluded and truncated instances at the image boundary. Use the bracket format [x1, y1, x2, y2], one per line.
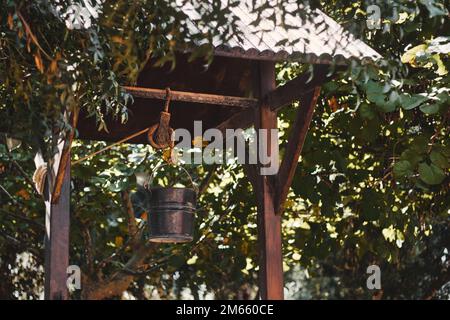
[43, 2, 380, 300]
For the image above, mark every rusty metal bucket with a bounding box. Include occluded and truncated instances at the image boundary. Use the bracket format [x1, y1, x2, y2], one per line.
[145, 164, 197, 243]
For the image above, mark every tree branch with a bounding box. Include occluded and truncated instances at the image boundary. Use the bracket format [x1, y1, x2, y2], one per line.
[81, 242, 157, 300]
[198, 165, 218, 196]
[10, 159, 42, 197]
[80, 224, 95, 275]
[0, 208, 44, 229]
[0, 230, 42, 262]
[121, 190, 138, 242]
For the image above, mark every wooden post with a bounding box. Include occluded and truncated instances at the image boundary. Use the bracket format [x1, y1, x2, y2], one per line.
[254, 61, 284, 300]
[43, 112, 77, 300]
[44, 145, 71, 300]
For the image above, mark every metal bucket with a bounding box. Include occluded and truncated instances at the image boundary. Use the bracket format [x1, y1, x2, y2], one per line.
[147, 187, 196, 243]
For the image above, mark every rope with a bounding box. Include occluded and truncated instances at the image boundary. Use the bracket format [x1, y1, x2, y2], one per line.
[71, 127, 150, 165]
[72, 88, 173, 165]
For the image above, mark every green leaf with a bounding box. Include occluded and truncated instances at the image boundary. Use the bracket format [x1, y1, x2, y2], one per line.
[419, 0, 448, 17]
[359, 103, 376, 120]
[361, 189, 382, 221]
[365, 81, 385, 106]
[419, 103, 440, 114]
[108, 177, 130, 192]
[393, 160, 414, 178]
[399, 93, 428, 110]
[401, 44, 427, 64]
[431, 54, 448, 75]
[388, 90, 400, 106]
[364, 83, 401, 112]
[418, 162, 446, 185]
[399, 149, 419, 166]
[430, 151, 449, 169]
[360, 119, 381, 142]
[411, 136, 429, 154]
[365, 81, 382, 94]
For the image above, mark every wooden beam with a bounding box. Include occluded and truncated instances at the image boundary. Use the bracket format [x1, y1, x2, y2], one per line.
[254, 61, 284, 300]
[264, 65, 329, 112]
[214, 65, 333, 133]
[275, 87, 322, 215]
[123, 86, 258, 109]
[216, 108, 254, 134]
[41, 112, 76, 299]
[44, 149, 71, 300]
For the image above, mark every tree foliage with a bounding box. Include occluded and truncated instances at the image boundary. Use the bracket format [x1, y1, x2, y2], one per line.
[0, 0, 449, 299]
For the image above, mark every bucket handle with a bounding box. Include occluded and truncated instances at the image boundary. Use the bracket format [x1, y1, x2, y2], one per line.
[145, 161, 199, 194]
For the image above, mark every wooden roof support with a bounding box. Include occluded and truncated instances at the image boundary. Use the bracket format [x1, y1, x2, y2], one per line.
[275, 86, 322, 215]
[123, 86, 258, 109]
[243, 64, 329, 300]
[215, 65, 332, 133]
[264, 64, 330, 113]
[216, 108, 254, 133]
[52, 110, 78, 204]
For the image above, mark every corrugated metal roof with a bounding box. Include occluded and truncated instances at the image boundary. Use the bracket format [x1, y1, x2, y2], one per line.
[180, 0, 381, 64]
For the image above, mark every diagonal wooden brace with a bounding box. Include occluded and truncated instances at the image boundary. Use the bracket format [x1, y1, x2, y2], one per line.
[52, 109, 79, 204]
[275, 87, 322, 215]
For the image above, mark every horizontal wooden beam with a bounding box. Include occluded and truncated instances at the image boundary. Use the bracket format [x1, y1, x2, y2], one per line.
[214, 65, 336, 134]
[264, 65, 330, 112]
[123, 86, 258, 109]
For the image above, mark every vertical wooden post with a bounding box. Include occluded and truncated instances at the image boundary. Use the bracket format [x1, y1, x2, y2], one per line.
[254, 61, 284, 300]
[43, 111, 77, 300]
[44, 149, 71, 300]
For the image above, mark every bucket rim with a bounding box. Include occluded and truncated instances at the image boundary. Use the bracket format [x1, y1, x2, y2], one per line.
[148, 186, 197, 193]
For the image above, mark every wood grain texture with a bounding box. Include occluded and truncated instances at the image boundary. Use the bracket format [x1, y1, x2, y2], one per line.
[254, 61, 284, 300]
[124, 86, 257, 109]
[215, 108, 255, 134]
[275, 87, 322, 215]
[45, 153, 70, 300]
[77, 54, 254, 144]
[52, 110, 78, 204]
